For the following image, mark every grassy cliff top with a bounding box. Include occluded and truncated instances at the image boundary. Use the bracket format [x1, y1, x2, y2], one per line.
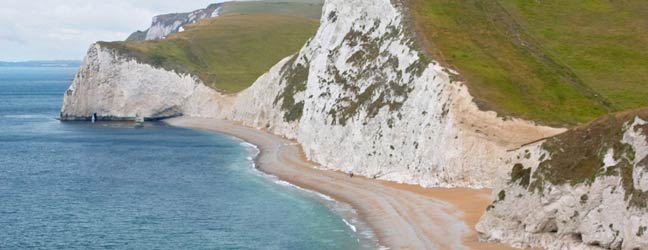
[410, 0, 648, 126]
[216, 0, 324, 20]
[507, 108, 648, 208]
[100, 13, 319, 93]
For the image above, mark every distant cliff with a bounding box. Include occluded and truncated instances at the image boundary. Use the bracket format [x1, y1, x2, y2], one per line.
[126, 3, 221, 41]
[60, 44, 224, 121]
[125, 1, 324, 41]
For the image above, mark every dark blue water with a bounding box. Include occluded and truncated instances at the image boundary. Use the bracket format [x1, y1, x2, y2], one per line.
[0, 66, 375, 249]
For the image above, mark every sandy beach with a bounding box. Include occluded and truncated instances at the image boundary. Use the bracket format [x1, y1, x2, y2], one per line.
[165, 117, 520, 250]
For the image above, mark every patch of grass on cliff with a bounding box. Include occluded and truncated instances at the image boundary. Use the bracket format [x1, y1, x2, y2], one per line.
[274, 55, 309, 122]
[99, 14, 319, 93]
[409, 0, 648, 126]
[524, 108, 648, 209]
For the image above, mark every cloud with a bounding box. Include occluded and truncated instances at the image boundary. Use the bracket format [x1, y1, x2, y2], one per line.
[0, 0, 223, 61]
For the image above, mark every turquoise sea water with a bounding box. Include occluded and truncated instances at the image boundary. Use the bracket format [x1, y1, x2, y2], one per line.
[0, 66, 377, 249]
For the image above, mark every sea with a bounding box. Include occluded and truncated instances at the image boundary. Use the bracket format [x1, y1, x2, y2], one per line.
[0, 66, 379, 249]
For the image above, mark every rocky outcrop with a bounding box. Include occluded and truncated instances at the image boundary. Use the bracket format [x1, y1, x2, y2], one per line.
[62, 0, 561, 187]
[60, 43, 226, 121]
[477, 109, 648, 250]
[126, 3, 221, 41]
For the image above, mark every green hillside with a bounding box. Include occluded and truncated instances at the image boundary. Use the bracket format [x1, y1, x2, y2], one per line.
[218, 0, 324, 20]
[410, 0, 648, 126]
[101, 14, 319, 93]
[126, 1, 323, 41]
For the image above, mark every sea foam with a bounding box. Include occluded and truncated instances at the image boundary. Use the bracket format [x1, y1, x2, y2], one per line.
[235, 139, 384, 250]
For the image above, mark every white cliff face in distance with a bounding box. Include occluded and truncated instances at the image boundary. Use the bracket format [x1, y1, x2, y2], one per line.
[127, 4, 222, 41]
[60, 44, 226, 120]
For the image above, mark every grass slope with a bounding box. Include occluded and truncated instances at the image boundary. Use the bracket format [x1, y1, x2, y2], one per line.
[410, 0, 648, 126]
[101, 14, 319, 93]
[219, 0, 324, 20]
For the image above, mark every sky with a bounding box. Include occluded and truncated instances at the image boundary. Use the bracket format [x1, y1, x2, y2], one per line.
[0, 0, 224, 61]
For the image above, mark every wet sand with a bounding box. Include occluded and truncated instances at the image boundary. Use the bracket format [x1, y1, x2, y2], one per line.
[165, 117, 520, 250]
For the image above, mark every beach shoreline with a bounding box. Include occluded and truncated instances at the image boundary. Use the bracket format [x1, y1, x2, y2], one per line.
[164, 117, 520, 250]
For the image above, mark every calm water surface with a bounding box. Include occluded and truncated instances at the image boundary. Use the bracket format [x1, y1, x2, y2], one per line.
[0, 66, 377, 249]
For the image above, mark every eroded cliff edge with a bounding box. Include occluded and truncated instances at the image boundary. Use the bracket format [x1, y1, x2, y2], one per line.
[60, 43, 225, 121]
[62, 0, 563, 188]
[478, 109, 648, 250]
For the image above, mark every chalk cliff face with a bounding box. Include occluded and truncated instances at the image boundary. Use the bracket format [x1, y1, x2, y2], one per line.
[126, 4, 221, 41]
[226, 0, 563, 187]
[477, 110, 648, 250]
[61, 0, 562, 187]
[60, 44, 226, 120]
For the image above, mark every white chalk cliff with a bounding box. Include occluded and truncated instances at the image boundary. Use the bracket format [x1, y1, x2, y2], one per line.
[477, 111, 648, 250]
[234, 0, 564, 188]
[61, 0, 648, 248]
[60, 44, 225, 120]
[126, 4, 221, 41]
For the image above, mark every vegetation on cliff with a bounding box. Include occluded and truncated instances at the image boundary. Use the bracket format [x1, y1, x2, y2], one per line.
[274, 55, 310, 122]
[100, 14, 318, 93]
[409, 0, 648, 126]
[215, 0, 323, 20]
[100, 1, 322, 93]
[512, 109, 648, 208]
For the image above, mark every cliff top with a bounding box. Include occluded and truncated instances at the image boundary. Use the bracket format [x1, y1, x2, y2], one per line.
[409, 0, 648, 126]
[509, 107, 648, 209]
[127, 0, 324, 41]
[101, 13, 319, 93]
[212, 0, 324, 20]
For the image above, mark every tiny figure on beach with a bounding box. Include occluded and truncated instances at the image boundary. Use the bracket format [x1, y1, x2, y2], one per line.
[91, 113, 97, 123]
[348, 171, 354, 178]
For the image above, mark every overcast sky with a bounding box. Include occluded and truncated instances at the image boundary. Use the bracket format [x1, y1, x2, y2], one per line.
[0, 0, 223, 61]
